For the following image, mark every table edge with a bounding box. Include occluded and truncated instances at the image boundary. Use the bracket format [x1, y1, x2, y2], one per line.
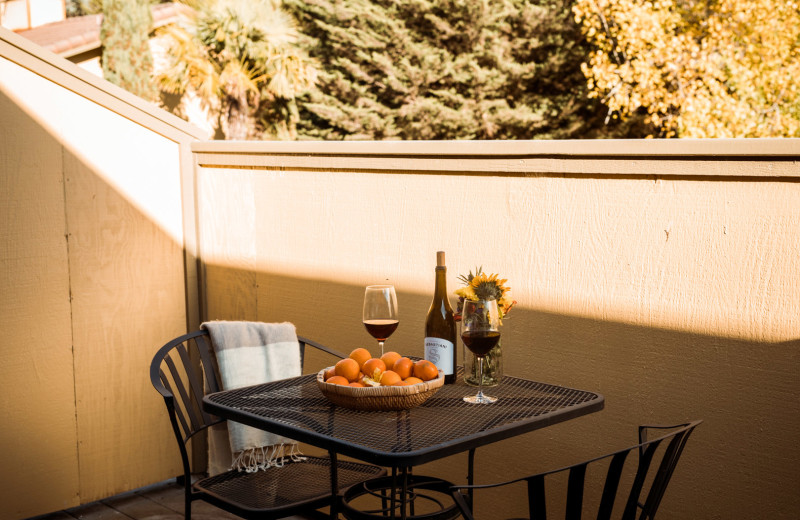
[202, 385, 605, 467]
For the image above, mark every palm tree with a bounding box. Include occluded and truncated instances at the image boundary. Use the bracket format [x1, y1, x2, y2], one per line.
[155, 0, 317, 140]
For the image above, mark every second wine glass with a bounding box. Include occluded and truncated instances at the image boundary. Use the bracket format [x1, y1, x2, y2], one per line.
[461, 299, 501, 404]
[363, 285, 399, 356]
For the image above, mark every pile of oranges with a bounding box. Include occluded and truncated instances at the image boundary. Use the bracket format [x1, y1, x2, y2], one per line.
[323, 348, 440, 387]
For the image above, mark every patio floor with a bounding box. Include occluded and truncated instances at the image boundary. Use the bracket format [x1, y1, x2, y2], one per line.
[25, 479, 314, 520]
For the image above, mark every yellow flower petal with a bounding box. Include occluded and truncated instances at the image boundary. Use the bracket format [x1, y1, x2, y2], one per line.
[455, 286, 477, 300]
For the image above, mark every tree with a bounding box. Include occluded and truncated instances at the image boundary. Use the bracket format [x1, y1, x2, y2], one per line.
[285, 0, 640, 140]
[100, 0, 157, 101]
[66, 0, 102, 17]
[154, 0, 318, 140]
[573, 0, 800, 137]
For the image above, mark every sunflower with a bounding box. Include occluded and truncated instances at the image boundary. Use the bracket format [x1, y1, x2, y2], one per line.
[454, 285, 477, 301]
[455, 267, 516, 321]
[470, 272, 509, 301]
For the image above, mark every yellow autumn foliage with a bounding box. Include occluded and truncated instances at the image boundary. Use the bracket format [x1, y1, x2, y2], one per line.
[573, 0, 800, 137]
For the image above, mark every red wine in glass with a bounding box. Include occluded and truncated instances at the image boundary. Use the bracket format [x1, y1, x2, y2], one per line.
[363, 285, 399, 356]
[363, 319, 399, 342]
[461, 330, 500, 358]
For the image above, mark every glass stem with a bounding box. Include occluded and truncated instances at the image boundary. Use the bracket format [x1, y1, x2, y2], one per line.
[378, 341, 385, 356]
[477, 357, 485, 400]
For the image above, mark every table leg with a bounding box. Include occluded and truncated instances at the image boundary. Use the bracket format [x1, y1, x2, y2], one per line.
[328, 450, 339, 520]
[467, 448, 475, 510]
[379, 468, 390, 514]
[400, 466, 409, 520]
[408, 467, 415, 517]
[339, 472, 459, 520]
[390, 466, 398, 517]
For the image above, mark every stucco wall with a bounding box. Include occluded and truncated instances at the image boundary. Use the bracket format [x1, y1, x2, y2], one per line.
[194, 140, 800, 519]
[0, 28, 205, 519]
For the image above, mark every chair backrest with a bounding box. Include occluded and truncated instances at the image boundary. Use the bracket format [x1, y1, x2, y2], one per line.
[149, 329, 345, 474]
[150, 330, 222, 449]
[453, 420, 701, 520]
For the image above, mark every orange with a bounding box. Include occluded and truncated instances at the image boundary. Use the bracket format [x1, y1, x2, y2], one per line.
[404, 377, 424, 385]
[379, 370, 401, 386]
[335, 358, 361, 382]
[392, 357, 414, 379]
[380, 351, 402, 369]
[326, 375, 350, 386]
[349, 348, 372, 368]
[348, 382, 366, 387]
[362, 358, 387, 380]
[324, 367, 336, 381]
[392, 380, 412, 386]
[413, 360, 439, 381]
[362, 376, 381, 387]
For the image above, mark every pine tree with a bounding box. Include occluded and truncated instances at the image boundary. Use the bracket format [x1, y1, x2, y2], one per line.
[100, 0, 157, 101]
[284, 0, 641, 140]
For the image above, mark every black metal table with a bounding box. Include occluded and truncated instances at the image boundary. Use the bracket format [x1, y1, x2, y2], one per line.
[203, 368, 603, 519]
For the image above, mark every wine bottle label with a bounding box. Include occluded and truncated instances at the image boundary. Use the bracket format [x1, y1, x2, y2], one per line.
[424, 337, 454, 375]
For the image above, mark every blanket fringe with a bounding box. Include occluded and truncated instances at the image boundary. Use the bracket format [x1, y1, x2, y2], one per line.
[231, 443, 307, 473]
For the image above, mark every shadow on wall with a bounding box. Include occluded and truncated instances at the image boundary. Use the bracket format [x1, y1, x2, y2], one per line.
[203, 266, 800, 520]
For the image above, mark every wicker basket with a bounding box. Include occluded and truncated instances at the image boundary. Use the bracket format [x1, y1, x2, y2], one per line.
[316, 368, 444, 411]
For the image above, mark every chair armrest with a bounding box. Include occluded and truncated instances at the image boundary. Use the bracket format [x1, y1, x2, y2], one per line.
[638, 421, 696, 444]
[449, 475, 531, 493]
[298, 336, 347, 359]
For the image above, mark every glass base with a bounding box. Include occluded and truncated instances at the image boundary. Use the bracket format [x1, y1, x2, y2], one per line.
[463, 393, 497, 404]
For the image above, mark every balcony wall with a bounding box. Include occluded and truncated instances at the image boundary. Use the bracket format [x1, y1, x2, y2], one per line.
[194, 139, 800, 520]
[0, 27, 206, 519]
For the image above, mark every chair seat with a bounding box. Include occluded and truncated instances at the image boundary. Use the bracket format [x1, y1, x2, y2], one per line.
[196, 455, 386, 515]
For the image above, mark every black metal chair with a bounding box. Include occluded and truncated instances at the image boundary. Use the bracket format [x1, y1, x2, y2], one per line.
[450, 420, 701, 520]
[150, 330, 386, 520]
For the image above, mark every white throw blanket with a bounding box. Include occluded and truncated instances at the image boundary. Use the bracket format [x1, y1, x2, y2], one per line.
[202, 320, 304, 472]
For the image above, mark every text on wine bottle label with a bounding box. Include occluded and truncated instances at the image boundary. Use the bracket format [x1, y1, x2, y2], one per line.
[424, 337, 454, 374]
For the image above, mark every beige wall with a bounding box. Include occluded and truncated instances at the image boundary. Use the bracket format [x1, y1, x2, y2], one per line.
[0, 28, 205, 519]
[194, 139, 800, 519]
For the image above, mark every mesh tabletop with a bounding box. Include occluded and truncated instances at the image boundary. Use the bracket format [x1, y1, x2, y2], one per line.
[203, 369, 603, 467]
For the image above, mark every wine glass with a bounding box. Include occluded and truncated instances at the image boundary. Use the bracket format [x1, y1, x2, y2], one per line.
[461, 299, 501, 404]
[362, 285, 399, 356]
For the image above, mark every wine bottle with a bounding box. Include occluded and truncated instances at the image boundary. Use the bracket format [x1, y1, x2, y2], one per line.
[424, 251, 457, 384]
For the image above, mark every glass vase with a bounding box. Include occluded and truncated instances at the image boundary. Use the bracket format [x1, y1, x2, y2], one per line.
[462, 334, 503, 387]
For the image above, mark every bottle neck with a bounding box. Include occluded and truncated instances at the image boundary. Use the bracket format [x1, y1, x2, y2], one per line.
[434, 265, 446, 288]
[434, 267, 452, 309]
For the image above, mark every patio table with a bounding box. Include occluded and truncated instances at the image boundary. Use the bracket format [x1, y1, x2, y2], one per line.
[203, 367, 604, 519]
